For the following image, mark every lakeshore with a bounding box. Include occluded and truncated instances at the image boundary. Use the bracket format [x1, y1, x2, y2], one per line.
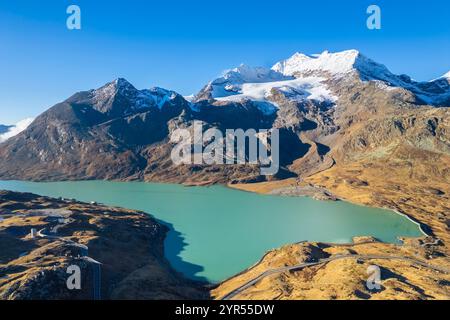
[0, 180, 423, 283]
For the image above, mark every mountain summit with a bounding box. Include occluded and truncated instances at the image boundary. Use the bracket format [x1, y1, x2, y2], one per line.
[195, 50, 450, 111]
[272, 49, 408, 84]
[195, 64, 291, 101]
[0, 125, 11, 135]
[66, 78, 189, 118]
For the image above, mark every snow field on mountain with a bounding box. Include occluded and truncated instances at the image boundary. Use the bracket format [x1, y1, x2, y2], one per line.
[215, 76, 337, 112]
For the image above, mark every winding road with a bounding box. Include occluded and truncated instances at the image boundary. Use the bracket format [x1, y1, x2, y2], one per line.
[221, 254, 450, 300]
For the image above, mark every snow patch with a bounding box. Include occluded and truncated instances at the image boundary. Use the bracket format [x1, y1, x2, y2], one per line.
[272, 49, 395, 83]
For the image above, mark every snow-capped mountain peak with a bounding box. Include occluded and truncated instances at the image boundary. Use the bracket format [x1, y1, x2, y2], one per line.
[270, 49, 450, 101]
[92, 78, 137, 101]
[194, 49, 450, 111]
[114, 77, 135, 88]
[0, 118, 34, 143]
[143, 87, 181, 109]
[200, 62, 337, 115]
[196, 64, 292, 101]
[291, 52, 314, 60]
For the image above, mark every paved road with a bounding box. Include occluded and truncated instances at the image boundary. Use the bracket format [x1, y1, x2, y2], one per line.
[37, 227, 101, 300]
[221, 254, 450, 300]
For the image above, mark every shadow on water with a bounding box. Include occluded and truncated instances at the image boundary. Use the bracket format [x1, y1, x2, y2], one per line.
[157, 219, 209, 283]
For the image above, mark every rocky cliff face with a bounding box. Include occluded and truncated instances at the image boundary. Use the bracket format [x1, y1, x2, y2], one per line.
[0, 50, 448, 184]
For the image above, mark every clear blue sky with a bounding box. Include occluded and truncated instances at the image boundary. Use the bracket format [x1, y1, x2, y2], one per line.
[1, 0, 449, 124]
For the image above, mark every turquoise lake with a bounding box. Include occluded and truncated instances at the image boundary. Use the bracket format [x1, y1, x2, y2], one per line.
[0, 180, 423, 283]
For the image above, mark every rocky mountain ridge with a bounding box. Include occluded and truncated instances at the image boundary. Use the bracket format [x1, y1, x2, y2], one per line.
[0, 119, 34, 143]
[0, 125, 11, 135]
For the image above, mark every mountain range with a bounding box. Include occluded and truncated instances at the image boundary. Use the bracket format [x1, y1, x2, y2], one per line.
[0, 49, 449, 184]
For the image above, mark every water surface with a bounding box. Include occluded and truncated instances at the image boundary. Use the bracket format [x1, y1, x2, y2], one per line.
[0, 180, 422, 282]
